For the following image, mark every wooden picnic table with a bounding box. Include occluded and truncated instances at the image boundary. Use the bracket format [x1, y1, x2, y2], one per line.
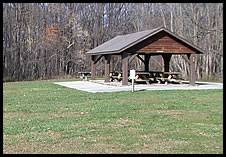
[134, 71, 151, 84]
[162, 72, 181, 79]
[150, 71, 182, 84]
[109, 70, 183, 84]
[134, 71, 183, 84]
[78, 72, 91, 81]
[110, 71, 122, 82]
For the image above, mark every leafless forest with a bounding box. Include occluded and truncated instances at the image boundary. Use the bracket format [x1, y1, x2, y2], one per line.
[3, 3, 223, 82]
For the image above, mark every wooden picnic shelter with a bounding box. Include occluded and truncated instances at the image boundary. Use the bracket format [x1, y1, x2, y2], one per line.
[86, 27, 205, 86]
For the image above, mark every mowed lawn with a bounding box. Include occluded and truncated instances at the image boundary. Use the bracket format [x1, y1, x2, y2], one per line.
[3, 79, 223, 154]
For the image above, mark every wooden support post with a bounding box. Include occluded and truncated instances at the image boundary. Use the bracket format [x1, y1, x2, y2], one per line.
[104, 55, 111, 83]
[91, 55, 96, 80]
[144, 54, 151, 72]
[122, 52, 128, 85]
[162, 54, 172, 72]
[188, 54, 196, 86]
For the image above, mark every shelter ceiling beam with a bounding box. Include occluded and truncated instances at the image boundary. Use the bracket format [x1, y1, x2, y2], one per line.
[137, 54, 145, 63]
[94, 55, 104, 64]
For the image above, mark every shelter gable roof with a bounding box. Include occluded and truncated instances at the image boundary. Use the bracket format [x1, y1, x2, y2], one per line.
[86, 27, 205, 55]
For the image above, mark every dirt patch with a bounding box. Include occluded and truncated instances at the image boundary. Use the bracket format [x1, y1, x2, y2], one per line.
[139, 133, 160, 139]
[137, 109, 203, 117]
[3, 131, 65, 154]
[3, 112, 22, 120]
[40, 111, 85, 120]
[137, 109, 185, 116]
[134, 136, 190, 154]
[115, 118, 140, 127]
[154, 110, 184, 115]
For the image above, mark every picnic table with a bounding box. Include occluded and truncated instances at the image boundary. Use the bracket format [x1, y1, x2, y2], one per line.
[78, 72, 91, 81]
[109, 70, 183, 84]
[134, 71, 151, 84]
[133, 71, 183, 84]
[154, 71, 182, 84]
[110, 71, 122, 82]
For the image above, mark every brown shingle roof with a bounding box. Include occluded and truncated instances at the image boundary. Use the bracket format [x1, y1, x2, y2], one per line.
[86, 27, 205, 55]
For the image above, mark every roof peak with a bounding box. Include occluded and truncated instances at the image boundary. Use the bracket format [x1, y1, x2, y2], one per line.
[86, 26, 205, 55]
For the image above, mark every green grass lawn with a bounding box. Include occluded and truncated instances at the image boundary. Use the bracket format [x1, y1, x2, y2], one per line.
[3, 79, 223, 154]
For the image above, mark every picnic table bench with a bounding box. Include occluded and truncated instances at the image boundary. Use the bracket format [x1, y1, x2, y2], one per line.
[149, 71, 183, 84]
[132, 71, 183, 84]
[78, 72, 91, 81]
[134, 71, 151, 84]
[109, 70, 183, 84]
[110, 71, 122, 82]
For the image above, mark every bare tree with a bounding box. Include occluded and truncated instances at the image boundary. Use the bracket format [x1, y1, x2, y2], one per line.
[3, 3, 223, 82]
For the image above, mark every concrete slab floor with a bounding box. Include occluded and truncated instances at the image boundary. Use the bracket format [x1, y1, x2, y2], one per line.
[53, 80, 223, 93]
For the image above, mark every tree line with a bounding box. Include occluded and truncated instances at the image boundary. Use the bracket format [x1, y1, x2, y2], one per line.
[3, 3, 223, 82]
